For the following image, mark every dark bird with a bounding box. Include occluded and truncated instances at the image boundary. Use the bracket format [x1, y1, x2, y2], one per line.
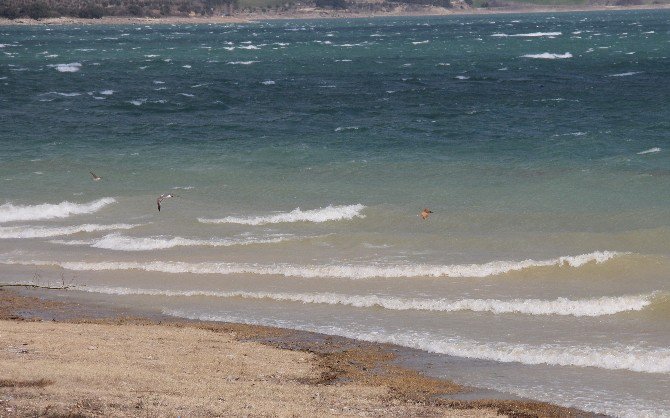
[420, 208, 433, 220]
[157, 193, 176, 212]
[90, 171, 102, 181]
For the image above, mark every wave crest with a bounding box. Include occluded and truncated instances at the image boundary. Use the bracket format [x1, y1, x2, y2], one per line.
[2, 251, 625, 279]
[522, 52, 572, 59]
[0, 223, 140, 239]
[164, 311, 670, 374]
[84, 233, 294, 251]
[78, 286, 656, 317]
[198, 204, 365, 225]
[492, 32, 561, 37]
[0, 198, 116, 223]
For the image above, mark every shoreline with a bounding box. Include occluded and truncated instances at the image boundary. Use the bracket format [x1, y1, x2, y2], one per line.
[0, 287, 600, 417]
[1, 4, 669, 25]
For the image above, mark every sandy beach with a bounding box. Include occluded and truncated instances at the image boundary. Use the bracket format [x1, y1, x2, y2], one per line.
[0, 288, 594, 417]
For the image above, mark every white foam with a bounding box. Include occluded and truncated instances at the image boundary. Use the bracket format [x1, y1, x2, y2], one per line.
[261, 80, 275, 85]
[164, 311, 670, 374]
[198, 204, 366, 226]
[0, 198, 116, 223]
[49, 92, 81, 97]
[493, 32, 561, 37]
[51, 62, 82, 72]
[85, 233, 294, 251]
[3, 251, 625, 280]
[522, 52, 572, 59]
[79, 286, 655, 317]
[226, 61, 259, 65]
[455, 75, 470, 80]
[637, 147, 661, 155]
[100, 90, 114, 95]
[0, 223, 140, 239]
[334, 126, 359, 132]
[412, 40, 429, 45]
[609, 72, 642, 77]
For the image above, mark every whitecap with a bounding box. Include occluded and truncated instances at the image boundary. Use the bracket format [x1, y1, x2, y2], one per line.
[637, 147, 661, 155]
[197, 204, 365, 225]
[455, 75, 470, 80]
[164, 312, 670, 374]
[226, 61, 259, 65]
[51, 63, 82, 72]
[412, 40, 429, 45]
[80, 286, 657, 317]
[83, 233, 295, 251]
[521, 52, 572, 59]
[608, 71, 642, 77]
[334, 126, 359, 132]
[0, 223, 140, 239]
[261, 80, 275, 85]
[48, 92, 81, 97]
[0, 198, 116, 223]
[100, 90, 114, 95]
[492, 32, 561, 37]
[4, 250, 626, 280]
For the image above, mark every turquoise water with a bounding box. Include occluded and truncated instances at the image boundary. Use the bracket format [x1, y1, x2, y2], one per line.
[1, 10, 670, 417]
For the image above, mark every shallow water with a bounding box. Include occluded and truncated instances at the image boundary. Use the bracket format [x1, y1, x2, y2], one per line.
[1, 10, 669, 417]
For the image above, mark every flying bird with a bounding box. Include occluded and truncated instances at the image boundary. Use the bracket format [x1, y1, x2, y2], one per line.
[156, 193, 176, 212]
[90, 171, 102, 181]
[420, 208, 433, 220]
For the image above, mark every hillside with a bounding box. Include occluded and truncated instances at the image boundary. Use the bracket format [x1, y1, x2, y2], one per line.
[0, 0, 667, 20]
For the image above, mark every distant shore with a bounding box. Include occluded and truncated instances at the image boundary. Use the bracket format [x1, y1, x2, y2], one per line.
[1, 3, 669, 25]
[0, 287, 594, 417]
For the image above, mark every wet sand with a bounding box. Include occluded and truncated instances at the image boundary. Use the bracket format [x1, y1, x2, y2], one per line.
[0, 287, 600, 417]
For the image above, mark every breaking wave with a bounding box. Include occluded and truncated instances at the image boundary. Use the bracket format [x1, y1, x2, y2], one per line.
[522, 52, 572, 59]
[197, 204, 366, 225]
[492, 32, 561, 37]
[78, 286, 657, 317]
[0, 223, 140, 239]
[637, 147, 661, 155]
[0, 198, 116, 223]
[609, 71, 643, 77]
[51, 62, 82, 72]
[82, 233, 295, 251]
[164, 311, 670, 374]
[1, 251, 625, 279]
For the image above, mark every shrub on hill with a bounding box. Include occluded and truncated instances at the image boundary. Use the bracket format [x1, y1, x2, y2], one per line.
[315, 0, 348, 8]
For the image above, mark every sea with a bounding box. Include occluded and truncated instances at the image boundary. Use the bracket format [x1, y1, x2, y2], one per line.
[1, 10, 669, 417]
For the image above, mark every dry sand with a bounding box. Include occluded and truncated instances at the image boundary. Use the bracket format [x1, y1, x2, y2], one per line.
[0, 288, 597, 417]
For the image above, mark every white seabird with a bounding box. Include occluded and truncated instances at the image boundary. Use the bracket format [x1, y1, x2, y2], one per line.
[157, 193, 176, 212]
